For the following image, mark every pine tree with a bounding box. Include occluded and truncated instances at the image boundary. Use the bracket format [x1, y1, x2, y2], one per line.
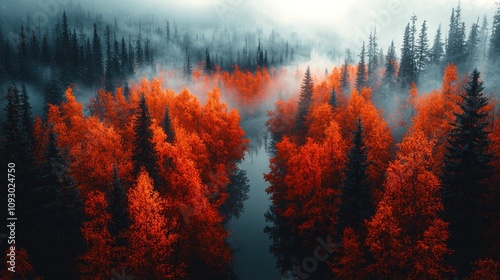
[367, 29, 379, 86]
[43, 64, 64, 114]
[162, 106, 175, 143]
[120, 36, 128, 77]
[441, 69, 494, 277]
[204, 47, 213, 74]
[92, 23, 103, 84]
[295, 66, 314, 136]
[489, 4, 500, 67]
[355, 42, 367, 91]
[104, 25, 114, 92]
[1, 84, 22, 164]
[41, 34, 51, 65]
[383, 41, 398, 89]
[340, 55, 350, 93]
[337, 119, 372, 233]
[430, 24, 445, 64]
[328, 87, 337, 109]
[465, 21, 480, 70]
[18, 25, 29, 80]
[35, 126, 84, 279]
[183, 47, 192, 79]
[29, 30, 39, 62]
[20, 84, 33, 144]
[416, 20, 429, 77]
[132, 94, 160, 185]
[446, 4, 467, 66]
[399, 23, 417, 89]
[107, 166, 130, 239]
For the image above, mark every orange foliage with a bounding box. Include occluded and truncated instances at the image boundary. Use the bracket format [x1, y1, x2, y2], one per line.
[79, 191, 114, 279]
[267, 121, 346, 244]
[411, 64, 462, 174]
[126, 170, 180, 279]
[266, 98, 298, 138]
[306, 103, 335, 141]
[336, 88, 393, 192]
[366, 131, 452, 279]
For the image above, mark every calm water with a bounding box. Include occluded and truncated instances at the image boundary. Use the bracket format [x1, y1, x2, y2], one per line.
[229, 145, 282, 280]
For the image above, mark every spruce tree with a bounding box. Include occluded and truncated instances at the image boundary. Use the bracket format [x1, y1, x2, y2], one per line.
[367, 29, 379, 86]
[295, 66, 314, 136]
[43, 64, 64, 114]
[328, 87, 337, 109]
[383, 41, 397, 89]
[441, 69, 493, 277]
[162, 106, 175, 143]
[33, 126, 84, 279]
[337, 118, 372, 234]
[92, 23, 103, 84]
[488, 4, 500, 68]
[355, 42, 367, 91]
[132, 94, 160, 185]
[430, 24, 444, 64]
[107, 166, 130, 239]
[399, 23, 417, 89]
[416, 20, 429, 77]
[340, 55, 350, 93]
[1, 84, 22, 164]
[18, 25, 29, 80]
[465, 21, 480, 70]
[204, 47, 213, 74]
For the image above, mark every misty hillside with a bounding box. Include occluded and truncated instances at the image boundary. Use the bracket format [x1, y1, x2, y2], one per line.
[1, 1, 499, 280]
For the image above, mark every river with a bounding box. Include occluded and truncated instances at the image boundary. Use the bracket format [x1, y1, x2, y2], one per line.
[229, 143, 282, 280]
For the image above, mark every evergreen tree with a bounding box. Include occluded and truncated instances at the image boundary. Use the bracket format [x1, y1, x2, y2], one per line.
[41, 34, 51, 65]
[136, 34, 144, 67]
[29, 30, 39, 62]
[355, 42, 367, 91]
[465, 21, 480, 70]
[43, 64, 64, 114]
[488, 4, 500, 68]
[446, 4, 467, 66]
[183, 47, 193, 79]
[204, 47, 213, 74]
[441, 69, 494, 277]
[19, 84, 33, 144]
[92, 23, 103, 84]
[107, 166, 130, 239]
[399, 23, 417, 89]
[1, 84, 22, 164]
[416, 20, 429, 77]
[162, 106, 175, 143]
[295, 66, 314, 137]
[337, 119, 372, 234]
[18, 25, 29, 80]
[430, 24, 445, 64]
[35, 126, 84, 279]
[383, 41, 398, 89]
[120, 36, 129, 77]
[328, 87, 337, 109]
[367, 29, 379, 86]
[132, 94, 160, 186]
[104, 25, 113, 92]
[340, 59, 350, 93]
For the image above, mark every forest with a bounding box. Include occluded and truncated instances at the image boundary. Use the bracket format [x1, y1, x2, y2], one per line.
[0, 1, 499, 279]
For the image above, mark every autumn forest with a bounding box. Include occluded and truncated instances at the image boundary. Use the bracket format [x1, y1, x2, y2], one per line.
[0, 1, 500, 279]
